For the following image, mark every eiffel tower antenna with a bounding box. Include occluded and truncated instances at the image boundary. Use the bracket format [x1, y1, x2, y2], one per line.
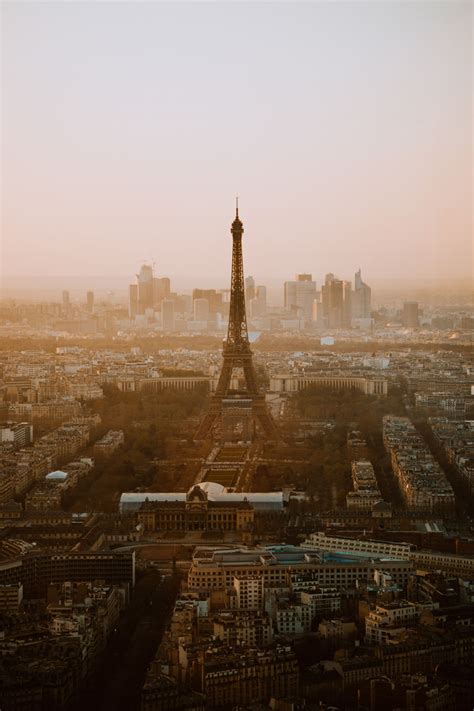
[195, 203, 279, 441]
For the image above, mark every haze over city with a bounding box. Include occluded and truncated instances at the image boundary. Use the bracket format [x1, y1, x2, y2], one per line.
[1, 0, 472, 294]
[1, 3, 474, 710]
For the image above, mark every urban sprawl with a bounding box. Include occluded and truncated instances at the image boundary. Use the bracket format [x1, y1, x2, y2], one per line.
[1, 214, 473, 711]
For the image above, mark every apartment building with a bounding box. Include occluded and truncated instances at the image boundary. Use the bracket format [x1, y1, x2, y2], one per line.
[213, 610, 273, 647]
[365, 601, 421, 644]
[383, 416, 455, 513]
[180, 642, 299, 708]
[93, 429, 124, 457]
[0, 422, 33, 448]
[233, 574, 264, 610]
[346, 460, 383, 510]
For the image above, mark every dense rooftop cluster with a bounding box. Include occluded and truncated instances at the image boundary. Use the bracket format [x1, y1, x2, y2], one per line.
[430, 418, 474, 494]
[383, 416, 455, 513]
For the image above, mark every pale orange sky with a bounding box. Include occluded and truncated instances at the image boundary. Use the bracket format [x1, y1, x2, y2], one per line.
[1, 1, 472, 291]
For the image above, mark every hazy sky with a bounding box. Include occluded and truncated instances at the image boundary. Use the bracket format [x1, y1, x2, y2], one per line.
[1, 0, 472, 291]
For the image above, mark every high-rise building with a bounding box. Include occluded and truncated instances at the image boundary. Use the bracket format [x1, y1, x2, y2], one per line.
[137, 264, 154, 314]
[245, 276, 255, 303]
[256, 285, 267, 310]
[312, 299, 324, 325]
[330, 279, 344, 328]
[86, 291, 94, 313]
[295, 274, 317, 323]
[284, 275, 317, 324]
[161, 299, 175, 331]
[192, 289, 223, 314]
[284, 281, 297, 313]
[402, 301, 419, 328]
[352, 269, 371, 319]
[194, 298, 209, 321]
[343, 281, 352, 328]
[129, 266, 171, 319]
[152, 277, 170, 305]
[321, 274, 344, 328]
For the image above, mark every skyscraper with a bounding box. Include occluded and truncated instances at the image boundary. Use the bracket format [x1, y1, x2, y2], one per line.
[153, 277, 171, 305]
[343, 281, 352, 328]
[321, 274, 344, 328]
[192, 289, 223, 314]
[129, 266, 171, 319]
[245, 276, 255, 303]
[352, 269, 371, 319]
[137, 264, 154, 314]
[295, 274, 317, 323]
[86, 291, 94, 313]
[284, 281, 297, 313]
[162, 299, 175, 331]
[284, 274, 317, 324]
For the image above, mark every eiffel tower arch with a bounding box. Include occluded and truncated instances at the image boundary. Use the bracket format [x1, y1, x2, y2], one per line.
[195, 202, 279, 442]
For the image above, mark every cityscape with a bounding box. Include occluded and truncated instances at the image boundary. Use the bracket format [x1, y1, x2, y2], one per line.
[1, 260, 472, 341]
[1, 1, 472, 711]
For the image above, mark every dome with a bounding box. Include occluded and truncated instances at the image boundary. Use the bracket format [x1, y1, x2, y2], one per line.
[46, 470, 68, 481]
[192, 481, 225, 500]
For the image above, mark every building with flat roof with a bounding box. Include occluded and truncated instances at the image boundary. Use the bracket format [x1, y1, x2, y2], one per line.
[0, 550, 135, 599]
[0, 422, 33, 448]
[188, 545, 413, 592]
[302, 532, 413, 559]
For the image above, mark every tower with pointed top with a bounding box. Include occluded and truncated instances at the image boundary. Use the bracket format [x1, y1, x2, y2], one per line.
[195, 203, 279, 442]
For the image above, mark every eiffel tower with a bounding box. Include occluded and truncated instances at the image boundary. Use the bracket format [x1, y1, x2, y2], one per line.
[195, 201, 279, 441]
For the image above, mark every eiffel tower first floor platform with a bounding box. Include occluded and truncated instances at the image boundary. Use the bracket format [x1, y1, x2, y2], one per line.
[194, 392, 280, 443]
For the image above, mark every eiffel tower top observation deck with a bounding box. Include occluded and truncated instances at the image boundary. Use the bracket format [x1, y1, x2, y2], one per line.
[194, 201, 279, 442]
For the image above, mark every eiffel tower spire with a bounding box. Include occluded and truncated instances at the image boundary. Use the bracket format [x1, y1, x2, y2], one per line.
[195, 203, 279, 441]
[226, 197, 248, 349]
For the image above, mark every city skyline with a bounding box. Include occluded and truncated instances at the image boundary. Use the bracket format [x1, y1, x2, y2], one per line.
[2, 1, 472, 287]
[120, 210, 375, 333]
[1, 2, 473, 708]
[1, 271, 472, 307]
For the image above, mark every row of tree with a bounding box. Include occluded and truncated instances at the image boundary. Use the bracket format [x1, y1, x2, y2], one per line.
[66, 385, 208, 511]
